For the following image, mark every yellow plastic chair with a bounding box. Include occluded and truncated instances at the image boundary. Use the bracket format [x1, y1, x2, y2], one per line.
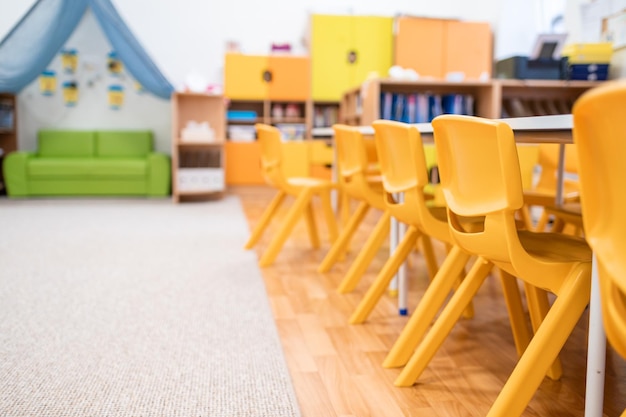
[395, 114, 591, 417]
[318, 125, 393, 292]
[244, 124, 338, 266]
[361, 120, 531, 372]
[520, 143, 580, 231]
[574, 79, 626, 417]
[544, 202, 584, 235]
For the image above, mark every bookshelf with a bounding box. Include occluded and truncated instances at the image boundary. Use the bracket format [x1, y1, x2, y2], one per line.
[339, 78, 604, 126]
[0, 93, 17, 195]
[171, 92, 225, 202]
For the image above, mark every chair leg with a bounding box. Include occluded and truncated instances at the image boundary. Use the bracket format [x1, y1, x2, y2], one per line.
[319, 189, 339, 243]
[349, 226, 420, 324]
[395, 256, 492, 386]
[524, 283, 563, 380]
[244, 190, 286, 249]
[420, 234, 439, 281]
[383, 246, 472, 368]
[498, 270, 532, 357]
[304, 201, 320, 248]
[486, 265, 590, 417]
[318, 201, 369, 273]
[258, 188, 313, 267]
[337, 211, 390, 293]
[519, 205, 534, 230]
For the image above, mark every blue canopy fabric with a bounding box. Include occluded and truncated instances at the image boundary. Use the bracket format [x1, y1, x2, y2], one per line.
[0, 0, 173, 99]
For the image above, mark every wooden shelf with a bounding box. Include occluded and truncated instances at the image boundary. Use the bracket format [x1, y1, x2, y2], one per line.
[171, 93, 226, 203]
[339, 78, 604, 125]
[0, 93, 17, 195]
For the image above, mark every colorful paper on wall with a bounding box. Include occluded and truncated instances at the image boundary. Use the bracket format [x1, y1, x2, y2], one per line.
[39, 70, 57, 95]
[62, 81, 78, 106]
[107, 51, 123, 76]
[61, 49, 78, 74]
[108, 84, 124, 109]
[134, 80, 145, 94]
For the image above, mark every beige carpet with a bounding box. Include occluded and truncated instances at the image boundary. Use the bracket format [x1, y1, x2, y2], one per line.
[0, 196, 301, 417]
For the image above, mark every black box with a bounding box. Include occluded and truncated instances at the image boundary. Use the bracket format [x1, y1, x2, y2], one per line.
[495, 56, 569, 80]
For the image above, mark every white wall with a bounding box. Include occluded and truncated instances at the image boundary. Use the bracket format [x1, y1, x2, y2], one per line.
[0, 0, 561, 152]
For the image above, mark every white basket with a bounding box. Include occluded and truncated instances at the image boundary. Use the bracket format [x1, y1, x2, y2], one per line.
[177, 168, 224, 192]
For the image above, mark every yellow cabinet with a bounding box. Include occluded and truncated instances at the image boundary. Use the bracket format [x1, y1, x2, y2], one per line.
[224, 53, 310, 101]
[311, 14, 393, 101]
[224, 54, 267, 100]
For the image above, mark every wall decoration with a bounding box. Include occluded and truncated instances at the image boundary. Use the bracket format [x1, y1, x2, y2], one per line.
[108, 84, 124, 109]
[61, 48, 78, 74]
[107, 51, 123, 76]
[62, 81, 78, 106]
[39, 70, 57, 96]
[134, 80, 145, 94]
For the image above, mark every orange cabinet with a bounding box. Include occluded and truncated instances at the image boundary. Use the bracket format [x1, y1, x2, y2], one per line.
[224, 53, 310, 101]
[394, 17, 492, 80]
[394, 17, 445, 79]
[224, 142, 264, 185]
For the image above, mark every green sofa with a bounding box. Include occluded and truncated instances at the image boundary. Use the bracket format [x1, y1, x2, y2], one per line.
[3, 130, 170, 197]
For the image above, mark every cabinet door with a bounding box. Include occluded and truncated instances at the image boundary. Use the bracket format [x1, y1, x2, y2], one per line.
[224, 54, 268, 100]
[444, 21, 492, 80]
[224, 142, 264, 184]
[395, 17, 445, 79]
[352, 16, 394, 88]
[268, 56, 310, 101]
[311, 14, 353, 102]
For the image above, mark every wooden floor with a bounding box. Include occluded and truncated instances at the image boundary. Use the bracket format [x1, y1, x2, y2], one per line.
[233, 186, 626, 417]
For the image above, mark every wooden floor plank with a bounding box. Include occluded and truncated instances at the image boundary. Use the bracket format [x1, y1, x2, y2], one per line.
[234, 186, 626, 417]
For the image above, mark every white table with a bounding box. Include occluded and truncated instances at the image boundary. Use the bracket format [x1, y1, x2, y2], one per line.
[313, 114, 606, 417]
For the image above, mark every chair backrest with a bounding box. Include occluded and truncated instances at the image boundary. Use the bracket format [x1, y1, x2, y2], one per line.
[372, 120, 449, 240]
[333, 124, 370, 184]
[433, 114, 527, 266]
[573, 79, 626, 358]
[332, 124, 384, 207]
[255, 124, 288, 189]
[372, 120, 429, 194]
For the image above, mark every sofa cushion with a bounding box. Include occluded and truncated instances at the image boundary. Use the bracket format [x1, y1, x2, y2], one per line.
[28, 158, 148, 179]
[96, 131, 152, 157]
[39, 131, 95, 157]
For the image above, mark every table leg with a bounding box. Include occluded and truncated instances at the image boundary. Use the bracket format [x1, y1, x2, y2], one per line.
[584, 254, 606, 417]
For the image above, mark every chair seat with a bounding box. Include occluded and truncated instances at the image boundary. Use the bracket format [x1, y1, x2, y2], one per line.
[523, 189, 580, 205]
[287, 176, 335, 189]
[518, 230, 590, 263]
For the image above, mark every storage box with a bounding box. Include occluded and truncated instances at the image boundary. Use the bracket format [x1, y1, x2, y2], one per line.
[226, 110, 257, 121]
[275, 123, 306, 141]
[495, 56, 568, 80]
[568, 63, 610, 81]
[228, 125, 256, 142]
[177, 168, 224, 192]
[562, 43, 613, 64]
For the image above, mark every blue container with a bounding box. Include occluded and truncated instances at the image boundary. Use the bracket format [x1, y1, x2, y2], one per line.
[227, 110, 257, 121]
[568, 64, 609, 81]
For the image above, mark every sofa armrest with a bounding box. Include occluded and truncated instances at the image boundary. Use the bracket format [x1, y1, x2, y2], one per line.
[146, 153, 171, 196]
[3, 151, 35, 197]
